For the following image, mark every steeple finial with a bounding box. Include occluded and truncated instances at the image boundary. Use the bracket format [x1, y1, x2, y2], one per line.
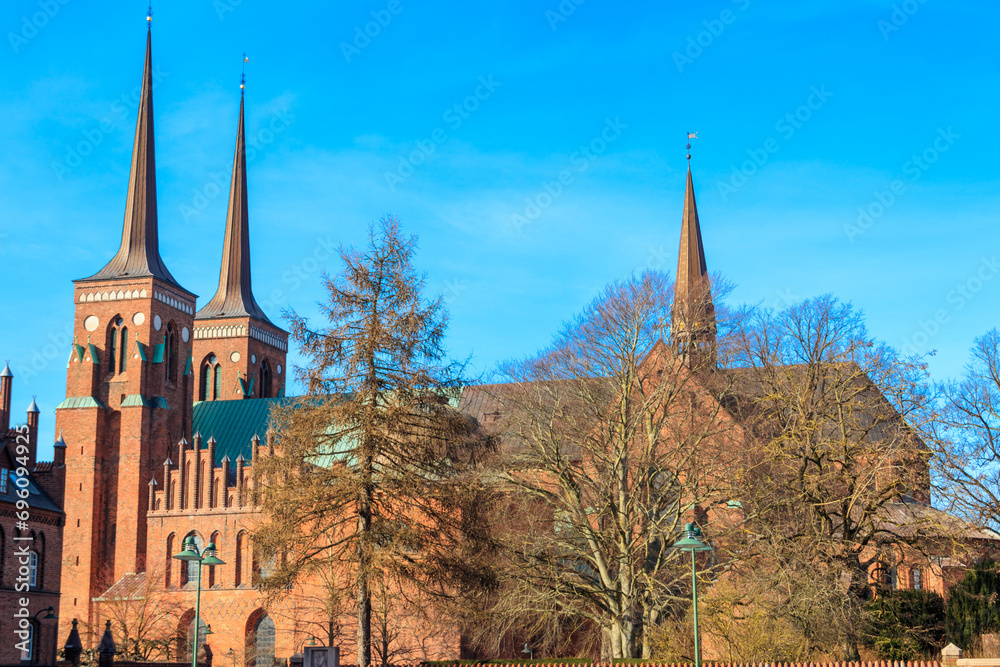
[195, 85, 272, 324]
[146, 3, 152, 28]
[671, 153, 716, 369]
[81, 23, 184, 291]
[241, 53, 248, 91]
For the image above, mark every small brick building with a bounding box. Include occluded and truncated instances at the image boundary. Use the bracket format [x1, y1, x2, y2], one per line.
[0, 363, 65, 664]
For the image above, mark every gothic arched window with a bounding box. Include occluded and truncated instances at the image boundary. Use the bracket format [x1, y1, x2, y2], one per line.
[200, 355, 221, 401]
[248, 612, 276, 667]
[181, 533, 203, 586]
[166, 533, 176, 588]
[214, 365, 223, 400]
[259, 359, 272, 398]
[119, 326, 128, 373]
[108, 317, 125, 375]
[166, 322, 178, 383]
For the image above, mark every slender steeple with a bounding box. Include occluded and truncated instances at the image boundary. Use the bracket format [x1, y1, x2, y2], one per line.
[83, 22, 181, 288]
[196, 87, 271, 324]
[671, 150, 716, 369]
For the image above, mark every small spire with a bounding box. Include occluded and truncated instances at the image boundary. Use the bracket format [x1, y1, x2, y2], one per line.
[671, 152, 717, 369]
[148, 477, 158, 486]
[27, 396, 39, 413]
[221, 454, 231, 463]
[240, 53, 248, 91]
[178, 436, 188, 446]
[55, 433, 67, 447]
[163, 457, 173, 466]
[236, 453, 245, 463]
[207, 435, 217, 445]
[1, 361, 11, 378]
[251, 434, 260, 445]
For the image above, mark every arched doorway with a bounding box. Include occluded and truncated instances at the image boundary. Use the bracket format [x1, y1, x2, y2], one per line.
[246, 610, 276, 667]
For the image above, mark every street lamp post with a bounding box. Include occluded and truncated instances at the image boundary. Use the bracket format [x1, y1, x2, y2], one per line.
[32, 606, 57, 665]
[174, 538, 225, 667]
[672, 522, 712, 667]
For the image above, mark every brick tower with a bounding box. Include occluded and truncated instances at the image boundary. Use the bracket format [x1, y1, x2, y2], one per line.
[671, 162, 717, 370]
[56, 23, 196, 641]
[192, 88, 288, 402]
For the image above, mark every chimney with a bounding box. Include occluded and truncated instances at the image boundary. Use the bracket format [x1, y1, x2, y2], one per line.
[54, 433, 66, 466]
[26, 397, 40, 469]
[0, 362, 12, 433]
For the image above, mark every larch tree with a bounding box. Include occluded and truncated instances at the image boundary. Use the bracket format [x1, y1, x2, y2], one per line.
[252, 217, 494, 666]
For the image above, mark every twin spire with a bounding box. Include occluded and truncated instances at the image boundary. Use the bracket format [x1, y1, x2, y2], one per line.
[83, 28, 180, 288]
[86, 21, 269, 325]
[195, 89, 272, 324]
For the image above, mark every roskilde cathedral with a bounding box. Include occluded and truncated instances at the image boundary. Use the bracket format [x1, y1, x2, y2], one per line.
[0, 12, 892, 667]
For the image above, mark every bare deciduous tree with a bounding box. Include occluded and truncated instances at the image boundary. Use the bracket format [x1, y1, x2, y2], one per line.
[729, 295, 941, 659]
[91, 564, 186, 661]
[476, 271, 745, 660]
[937, 328, 1000, 532]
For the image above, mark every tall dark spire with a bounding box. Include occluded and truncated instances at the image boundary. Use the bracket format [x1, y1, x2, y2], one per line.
[196, 90, 271, 324]
[83, 26, 181, 288]
[671, 164, 716, 368]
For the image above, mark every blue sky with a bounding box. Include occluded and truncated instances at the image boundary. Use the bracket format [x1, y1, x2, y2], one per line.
[1, 0, 998, 458]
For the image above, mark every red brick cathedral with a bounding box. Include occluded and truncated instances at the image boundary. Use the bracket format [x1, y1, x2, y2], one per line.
[55, 23, 295, 662]
[47, 18, 760, 664]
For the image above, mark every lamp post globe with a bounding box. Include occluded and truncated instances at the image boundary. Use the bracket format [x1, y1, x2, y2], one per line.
[174, 538, 226, 667]
[672, 522, 712, 667]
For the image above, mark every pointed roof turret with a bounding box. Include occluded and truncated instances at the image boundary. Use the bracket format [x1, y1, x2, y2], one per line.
[82, 25, 184, 290]
[26, 397, 40, 414]
[196, 90, 272, 324]
[674, 166, 710, 306]
[1, 361, 12, 378]
[671, 158, 716, 370]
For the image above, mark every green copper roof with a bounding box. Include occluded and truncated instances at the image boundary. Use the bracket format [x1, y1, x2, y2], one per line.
[192, 398, 284, 464]
[56, 396, 107, 410]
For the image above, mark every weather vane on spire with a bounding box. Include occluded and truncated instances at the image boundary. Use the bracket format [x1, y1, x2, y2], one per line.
[147, 2, 152, 24]
[686, 131, 698, 162]
[241, 52, 249, 90]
